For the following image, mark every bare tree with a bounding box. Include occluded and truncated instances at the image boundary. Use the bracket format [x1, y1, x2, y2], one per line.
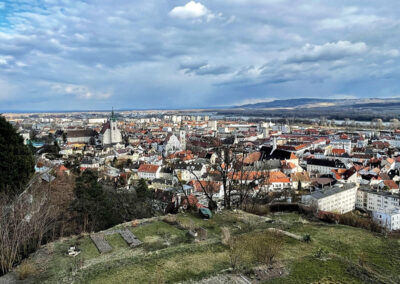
[0, 179, 65, 274]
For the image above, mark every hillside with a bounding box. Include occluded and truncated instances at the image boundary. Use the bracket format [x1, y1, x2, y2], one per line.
[237, 98, 334, 109]
[5, 211, 400, 284]
[236, 97, 400, 110]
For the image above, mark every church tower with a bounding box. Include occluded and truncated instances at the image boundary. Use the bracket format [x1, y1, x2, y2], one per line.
[100, 108, 122, 145]
[179, 130, 186, 150]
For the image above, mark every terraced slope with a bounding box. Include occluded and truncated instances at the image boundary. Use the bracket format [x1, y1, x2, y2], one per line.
[8, 211, 400, 284]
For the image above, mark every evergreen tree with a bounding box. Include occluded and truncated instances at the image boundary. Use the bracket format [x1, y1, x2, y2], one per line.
[72, 171, 120, 231]
[0, 115, 35, 197]
[134, 178, 153, 217]
[136, 178, 150, 201]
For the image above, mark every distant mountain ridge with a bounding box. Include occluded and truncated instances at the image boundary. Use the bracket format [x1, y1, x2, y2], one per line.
[236, 97, 400, 109]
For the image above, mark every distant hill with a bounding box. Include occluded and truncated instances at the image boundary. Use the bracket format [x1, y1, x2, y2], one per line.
[237, 98, 334, 108]
[236, 97, 400, 109]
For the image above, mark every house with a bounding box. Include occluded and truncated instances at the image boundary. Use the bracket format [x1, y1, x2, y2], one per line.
[66, 129, 96, 144]
[307, 158, 346, 175]
[173, 162, 206, 182]
[243, 151, 261, 165]
[260, 145, 298, 161]
[262, 171, 291, 192]
[291, 172, 311, 190]
[260, 144, 301, 171]
[380, 180, 399, 193]
[189, 180, 224, 200]
[331, 167, 359, 184]
[331, 148, 346, 156]
[228, 171, 267, 185]
[159, 133, 182, 157]
[330, 139, 352, 154]
[138, 164, 161, 180]
[372, 209, 400, 231]
[281, 160, 298, 175]
[80, 158, 100, 171]
[381, 157, 395, 173]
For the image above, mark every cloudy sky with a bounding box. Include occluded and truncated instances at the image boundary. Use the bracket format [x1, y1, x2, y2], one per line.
[1, 0, 400, 111]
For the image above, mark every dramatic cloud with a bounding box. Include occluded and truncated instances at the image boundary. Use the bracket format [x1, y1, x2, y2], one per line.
[0, 0, 400, 111]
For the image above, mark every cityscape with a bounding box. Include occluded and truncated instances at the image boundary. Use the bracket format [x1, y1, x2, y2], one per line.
[1, 1, 400, 283]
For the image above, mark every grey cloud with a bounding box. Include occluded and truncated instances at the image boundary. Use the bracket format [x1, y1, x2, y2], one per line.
[285, 41, 368, 63]
[1, 0, 400, 110]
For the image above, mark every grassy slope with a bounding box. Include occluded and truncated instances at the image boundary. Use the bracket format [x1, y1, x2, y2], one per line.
[268, 213, 400, 284]
[24, 211, 400, 284]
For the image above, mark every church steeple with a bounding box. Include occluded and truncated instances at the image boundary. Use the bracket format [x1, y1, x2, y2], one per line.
[111, 107, 116, 121]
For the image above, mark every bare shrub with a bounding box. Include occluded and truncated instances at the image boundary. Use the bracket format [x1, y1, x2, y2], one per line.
[179, 219, 196, 231]
[246, 204, 270, 216]
[0, 184, 60, 275]
[247, 232, 284, 266]
[227, 237, 243, 270]
[163, 215, 177, 225]
[221, 227, 231, 246]
[338, 213, 383, 233]
[16, 262, 36, 280]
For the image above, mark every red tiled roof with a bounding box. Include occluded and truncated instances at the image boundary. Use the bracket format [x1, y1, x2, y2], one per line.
[190, 180, 221, 193]
[243, 152, 261, 164]
[138, 164, 159, 173]
[332, 148, 346, 155]
[266, 171, 290, 184]
[384, 180, 398, 190]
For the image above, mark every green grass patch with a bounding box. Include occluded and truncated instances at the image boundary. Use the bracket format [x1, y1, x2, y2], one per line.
[105, 234, 129, 250]
[80, 243, 230, 284]
[131, 221, 189, 251]
[269, 256, 366, 284]
[79, 236, 100, 260]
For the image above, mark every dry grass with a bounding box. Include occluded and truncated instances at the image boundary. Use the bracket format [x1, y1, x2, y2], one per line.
[221, 227, 231, 246]
[178, 218, 196, 231]
[16, 262, 36, 280]
[163, 214, 177, 225]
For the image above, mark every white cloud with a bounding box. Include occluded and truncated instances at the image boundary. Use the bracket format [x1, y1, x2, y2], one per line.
[0, 56, 11, 65]
[52, 84, 111, 99]
[285, 41, 368, 63]
[0, 2, 4, 9]
[169, 1, 210, 20]
[236, 97, 276, 106]
[372, 48, 400, 57]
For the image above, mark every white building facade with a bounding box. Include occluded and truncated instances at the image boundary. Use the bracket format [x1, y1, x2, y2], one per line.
[303, 184, 358, 214]
[100, 111, 122, 146]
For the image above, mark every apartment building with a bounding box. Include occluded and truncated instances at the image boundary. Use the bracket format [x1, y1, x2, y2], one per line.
[302, 183, 358, 214]
[372, 210, 400, 231]
[356, 187, 400, 212]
